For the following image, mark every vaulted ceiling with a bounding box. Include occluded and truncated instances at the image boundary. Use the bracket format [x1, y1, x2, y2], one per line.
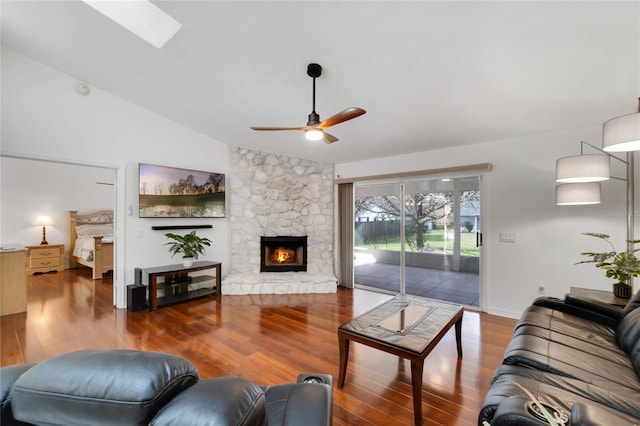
[2, 1, 639, 163]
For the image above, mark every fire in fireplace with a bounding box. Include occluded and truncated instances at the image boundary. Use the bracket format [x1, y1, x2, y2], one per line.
[260, 236, 308, 272]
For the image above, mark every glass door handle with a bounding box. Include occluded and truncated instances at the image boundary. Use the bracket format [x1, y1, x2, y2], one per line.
[476, 232, 483, 247]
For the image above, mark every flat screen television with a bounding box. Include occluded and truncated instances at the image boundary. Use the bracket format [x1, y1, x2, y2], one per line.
[138, 163, 225, 218]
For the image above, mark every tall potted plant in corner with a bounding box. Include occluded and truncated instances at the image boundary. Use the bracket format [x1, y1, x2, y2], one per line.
[164, 231, 212, 267]
[576, 232, 640, 298]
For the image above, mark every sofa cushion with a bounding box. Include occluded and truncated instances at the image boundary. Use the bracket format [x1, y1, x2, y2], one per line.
[513, 325, 626, 363]
[516, 305, 615, 339]
[621, 288, 640, 317]
[503, 332, 640, 392]
[150, 377, 266, 426]
[11, 349, 199, 426]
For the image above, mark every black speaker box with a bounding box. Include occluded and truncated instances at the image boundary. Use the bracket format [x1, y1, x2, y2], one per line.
[127, 284, 147, 312]
[134, 267, 142, 285]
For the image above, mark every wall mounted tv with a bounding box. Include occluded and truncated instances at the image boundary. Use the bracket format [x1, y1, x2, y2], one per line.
[139, 163, 225, 218]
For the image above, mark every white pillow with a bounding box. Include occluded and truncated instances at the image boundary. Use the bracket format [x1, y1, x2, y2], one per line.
[76, 224, 113, 237]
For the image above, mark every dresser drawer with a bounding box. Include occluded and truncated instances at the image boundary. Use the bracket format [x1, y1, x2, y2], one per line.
[30, 248, 60, 259]
[30, 257, 60, 269]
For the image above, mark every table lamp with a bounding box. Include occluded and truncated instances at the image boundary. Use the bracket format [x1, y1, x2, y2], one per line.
[36, 216, 52, 245]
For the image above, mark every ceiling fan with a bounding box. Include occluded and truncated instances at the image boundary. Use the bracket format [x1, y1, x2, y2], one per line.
[250, 63, 366, 144]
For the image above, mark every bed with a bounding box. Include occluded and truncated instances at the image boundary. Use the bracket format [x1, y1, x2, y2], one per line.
[68, 210, 114, 279]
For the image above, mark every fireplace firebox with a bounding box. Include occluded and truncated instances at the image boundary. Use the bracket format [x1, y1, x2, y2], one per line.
[260, 236, 308, 272]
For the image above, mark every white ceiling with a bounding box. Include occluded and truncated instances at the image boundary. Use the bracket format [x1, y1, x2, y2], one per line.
[2, 1, 639, 164]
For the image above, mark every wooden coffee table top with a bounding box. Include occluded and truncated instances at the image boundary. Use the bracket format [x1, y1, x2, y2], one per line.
[338, 294, 463, 354]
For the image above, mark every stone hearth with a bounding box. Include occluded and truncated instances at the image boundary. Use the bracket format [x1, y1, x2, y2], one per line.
[223, 147, 337, 295]
[223, 272, 336, 295]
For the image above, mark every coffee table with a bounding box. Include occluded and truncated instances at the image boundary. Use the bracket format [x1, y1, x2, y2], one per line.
[337, 294, 463, 426]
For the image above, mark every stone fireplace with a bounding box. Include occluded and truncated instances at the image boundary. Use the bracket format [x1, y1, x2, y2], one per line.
[260, 236, 307, 272]
[223, 147, 337, 295]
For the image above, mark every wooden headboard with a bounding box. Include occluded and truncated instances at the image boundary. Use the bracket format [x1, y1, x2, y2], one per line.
[68, 210, 114, 243]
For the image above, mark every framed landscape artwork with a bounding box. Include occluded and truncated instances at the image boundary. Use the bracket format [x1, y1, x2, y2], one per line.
[139, 163, 226, 218]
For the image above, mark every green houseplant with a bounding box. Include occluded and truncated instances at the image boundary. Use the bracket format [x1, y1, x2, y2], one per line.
[164, 231, 212, 267]
[576, 232, 640, 298]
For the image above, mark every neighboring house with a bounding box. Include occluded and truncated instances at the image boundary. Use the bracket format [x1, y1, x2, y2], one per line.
[460, 201, 480, 233]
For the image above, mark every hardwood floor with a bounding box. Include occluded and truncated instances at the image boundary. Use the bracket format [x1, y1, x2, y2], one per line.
[1, 268, 517, 425]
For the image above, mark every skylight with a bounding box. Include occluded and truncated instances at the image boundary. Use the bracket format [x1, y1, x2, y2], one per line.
[82, 0, 181, 49]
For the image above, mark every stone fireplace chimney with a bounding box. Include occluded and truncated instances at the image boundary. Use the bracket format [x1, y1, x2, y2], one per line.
[223, 147, 336, 295]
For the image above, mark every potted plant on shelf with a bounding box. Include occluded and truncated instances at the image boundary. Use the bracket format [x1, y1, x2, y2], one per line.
[576, 232, 640, 299]
[164, 231, 212, 267]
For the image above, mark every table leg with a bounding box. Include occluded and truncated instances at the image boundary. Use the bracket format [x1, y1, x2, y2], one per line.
[410, 359, 424, 426]
[455, 315, 463, 358]
[215, 264, 221, 296]
[337, 334, 350, 388]
[149, 275, 158, 311]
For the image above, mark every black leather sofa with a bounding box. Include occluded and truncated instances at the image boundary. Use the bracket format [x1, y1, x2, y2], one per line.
[479, 290, 640, 425]
[0, 349, 333, 426]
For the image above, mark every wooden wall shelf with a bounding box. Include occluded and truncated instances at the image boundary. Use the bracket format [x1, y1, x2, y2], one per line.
[151, 225, 213, 231]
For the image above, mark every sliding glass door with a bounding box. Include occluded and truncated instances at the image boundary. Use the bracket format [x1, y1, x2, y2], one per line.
[353, 176, 481, 307]
[354, 183, 402, 294]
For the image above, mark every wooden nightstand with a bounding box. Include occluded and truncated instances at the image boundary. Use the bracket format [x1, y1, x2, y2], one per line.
[26, 244, 65, 274]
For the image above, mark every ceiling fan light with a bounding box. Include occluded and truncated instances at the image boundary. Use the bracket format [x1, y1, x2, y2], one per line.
[556, 182, 601, 205]
[602, 112, 640, 152]
[555, 154, 610, 183]
[305, 129, 324, 141]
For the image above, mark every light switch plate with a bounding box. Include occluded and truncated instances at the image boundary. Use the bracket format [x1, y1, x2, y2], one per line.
[500, 233, 516, 243]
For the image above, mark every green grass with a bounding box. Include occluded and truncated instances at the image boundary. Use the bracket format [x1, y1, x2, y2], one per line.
[357, 229, 479, 256]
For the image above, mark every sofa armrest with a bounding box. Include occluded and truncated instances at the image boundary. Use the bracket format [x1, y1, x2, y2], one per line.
[563, 295, 623, 319]
[532, 297, 619, 328]
[1, 363, 35, 426]
[283, 383, 332, 426]
[489, 396, 569, 426]
[263, 375, 333, 426]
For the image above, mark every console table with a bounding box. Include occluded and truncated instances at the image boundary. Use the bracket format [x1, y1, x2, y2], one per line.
[144, 261, 221, 311]
[569, 286, 628, 307]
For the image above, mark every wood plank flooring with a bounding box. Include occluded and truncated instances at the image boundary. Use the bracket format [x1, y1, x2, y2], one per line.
[1, 268, 517, 425]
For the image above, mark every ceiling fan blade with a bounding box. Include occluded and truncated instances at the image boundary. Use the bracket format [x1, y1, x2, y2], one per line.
[318, 107, 366, 129]
[322, 132, 339, 144]
[250, 126, 305, 131]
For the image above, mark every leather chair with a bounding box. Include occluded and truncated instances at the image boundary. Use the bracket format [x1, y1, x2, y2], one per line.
[1, 349, 332, 426]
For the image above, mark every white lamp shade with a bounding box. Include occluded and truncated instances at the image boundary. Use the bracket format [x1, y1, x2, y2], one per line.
[603, 112, 640, 152]
[556, 154, 610, 183]
[556, 183, 601, 205]
[35, 216, 52, 226]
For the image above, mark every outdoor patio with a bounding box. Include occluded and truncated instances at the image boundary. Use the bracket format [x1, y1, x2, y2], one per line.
[354, 262, 480, 307]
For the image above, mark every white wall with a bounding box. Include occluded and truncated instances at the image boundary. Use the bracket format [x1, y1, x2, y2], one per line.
[3, 46, 636, 318]
[336, 130, 636, 318]
[0, 157, 113, 263]
[1, 48, 230, 308]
